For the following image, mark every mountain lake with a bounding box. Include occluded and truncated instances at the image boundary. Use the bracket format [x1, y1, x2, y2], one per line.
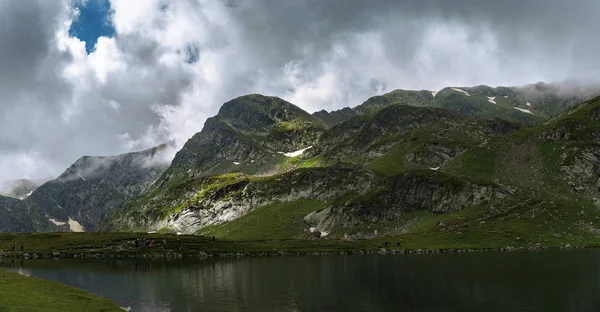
[2, 249, 600, 312]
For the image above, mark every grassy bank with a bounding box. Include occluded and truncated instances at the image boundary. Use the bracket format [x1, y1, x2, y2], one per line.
[0, 269, 121, 312]
[0, 229, 599, 259]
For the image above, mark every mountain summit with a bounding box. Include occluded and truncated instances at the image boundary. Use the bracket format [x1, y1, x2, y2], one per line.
[3, 83, 600, 248]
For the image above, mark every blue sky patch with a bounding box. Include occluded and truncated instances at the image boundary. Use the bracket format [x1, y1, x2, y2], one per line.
[69, 0, 115, 54]
[184, 44, 200, 64]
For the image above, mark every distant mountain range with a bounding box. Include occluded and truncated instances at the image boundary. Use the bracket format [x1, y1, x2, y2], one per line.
[3, 82, 600, 248]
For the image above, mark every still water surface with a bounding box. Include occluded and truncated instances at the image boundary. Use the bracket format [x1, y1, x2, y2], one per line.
[2, 250, 600, 312]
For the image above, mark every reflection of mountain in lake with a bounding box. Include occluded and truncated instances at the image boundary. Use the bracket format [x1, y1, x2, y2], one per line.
[2, 250, 600, 312]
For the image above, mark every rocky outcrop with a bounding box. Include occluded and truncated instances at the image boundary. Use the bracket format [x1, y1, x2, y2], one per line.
[404, 143, 468, 169]
[120, 164, 379, 234]
[538, 120, 587, 141]
[309, 171, 511, 232]
[561, 145, 600, 200]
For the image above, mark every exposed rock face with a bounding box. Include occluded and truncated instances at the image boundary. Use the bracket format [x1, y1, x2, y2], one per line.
[26, 144, 170, 231]
[123, 164, 379, 234]
[160, 94, 325, 184]
[480, 118, 523, 135]
[405, 143, 468, 169]
[313, 105, 517, 167]
[310, 171, 511, 231]
[589, 106, 600, 121]
[561, 145, 600, 199]
[315, 106, 467, 157]
[538, 120, 587, 141]
[0, 195, 60, 232]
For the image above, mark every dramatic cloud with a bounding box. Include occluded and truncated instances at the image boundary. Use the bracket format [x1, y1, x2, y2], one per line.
[1, 0, 600, 180]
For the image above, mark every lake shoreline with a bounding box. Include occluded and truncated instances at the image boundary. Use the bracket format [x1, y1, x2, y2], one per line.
[6, 247, 600, 311]
[0, 231, 591, 260]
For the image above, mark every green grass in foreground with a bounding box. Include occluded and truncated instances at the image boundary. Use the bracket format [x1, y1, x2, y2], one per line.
[0, 270, 121, 312]
[198, 199, 326, 240]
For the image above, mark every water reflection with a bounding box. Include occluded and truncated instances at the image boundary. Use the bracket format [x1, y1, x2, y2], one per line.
[2, 250, 600, 312]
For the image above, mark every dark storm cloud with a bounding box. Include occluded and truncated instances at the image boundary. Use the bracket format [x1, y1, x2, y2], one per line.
[208, 0, 600, 115]
[0, 1, 74, 174]
[229, 0, 600, 73]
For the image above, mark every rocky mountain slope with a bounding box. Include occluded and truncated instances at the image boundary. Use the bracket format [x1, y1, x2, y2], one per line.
[21, 144, 172, 232]
[0, 195, 60, 232]
[196, 96, 600, 247]
[103, 84, 600, 247]
[3, 82, 599, 247]
[158, 95, 325, 184]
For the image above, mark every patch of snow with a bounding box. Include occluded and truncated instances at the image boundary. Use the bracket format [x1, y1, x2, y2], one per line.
[514, 107, 534, 115]
[176, 232, 182, 236]
[526, 102, 532, 107]
[283, 146, 313, 157]
[451, 88, 470, 96]
[19, 191, 34, 200]
[320, 231, 329, 237]
[78, 174, 87, 182]
[487, 98, 497, 104]
[147, 231, 157, 234]
[309, 227, 316, 233]
[429, 167, 440, 171]
[251, 160, 255, 163]
[431, 91, 438, 97]
[68, 217, 84, 232]
[504, 96, 509, 98]
[49, 218, 66, 226]
[233, 162, 240, 165]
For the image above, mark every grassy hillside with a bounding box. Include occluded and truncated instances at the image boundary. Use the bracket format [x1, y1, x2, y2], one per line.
[198, 199, 326, 240]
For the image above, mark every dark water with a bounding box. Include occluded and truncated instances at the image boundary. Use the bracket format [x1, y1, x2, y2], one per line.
[2, 250, 600, 312]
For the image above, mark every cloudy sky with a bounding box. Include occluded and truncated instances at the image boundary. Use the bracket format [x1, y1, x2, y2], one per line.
[1, 0, 599, 180]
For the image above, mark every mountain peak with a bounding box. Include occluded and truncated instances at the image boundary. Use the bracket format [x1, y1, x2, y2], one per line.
[218, 94, 305, 117]
[213, 94, 319, 135]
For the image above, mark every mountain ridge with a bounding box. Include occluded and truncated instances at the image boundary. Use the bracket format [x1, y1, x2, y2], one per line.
[101, 84, 600, 244]
[2, 82, 600, 248]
